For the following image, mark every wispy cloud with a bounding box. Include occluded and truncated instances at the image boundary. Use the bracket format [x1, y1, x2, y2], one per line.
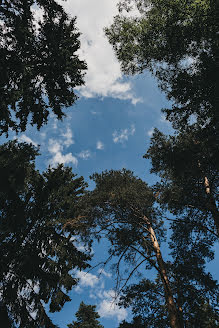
[17, 134, 38, 147]
[113, 124, 135, 144]
[75, 271, 100, 293]
[61, 127, 74, 147]
[98, 268, 111, 278]
[147, 127, 154, 137]
[78, 150, 91, 160]
[97, 289, 128, 322]
[96, 141, 104, 150]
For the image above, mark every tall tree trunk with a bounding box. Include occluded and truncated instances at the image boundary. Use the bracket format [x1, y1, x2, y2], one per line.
[204, 176, 219, 236]
[143, 216, 182, 328]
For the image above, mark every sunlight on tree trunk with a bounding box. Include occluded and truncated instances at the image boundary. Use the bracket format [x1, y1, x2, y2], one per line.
[143, 216, 182, 328]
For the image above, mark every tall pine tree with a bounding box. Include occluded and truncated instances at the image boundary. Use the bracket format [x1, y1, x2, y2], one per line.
[105, 0, 219, 129]
[0, 141, 91, 327]
[0, 0, 87, 134]
[74, 170, 183, 328]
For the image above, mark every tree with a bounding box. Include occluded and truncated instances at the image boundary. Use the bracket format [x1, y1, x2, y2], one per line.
[106, 0, 219, 234]
[145, 125, 219, 236]
[105, 0, 219, 129]
[75, 170, 183, 328]
[0, 0, 87, 135]
[67, 302, 104, 328]
[117, 215, 219, 328]
[0, 141, 91, 327]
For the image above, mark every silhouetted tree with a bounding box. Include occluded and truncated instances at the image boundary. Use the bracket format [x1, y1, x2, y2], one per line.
[67, 302, 103, 328]
[76, 170, 183, 328]
[0, 141, 91, 327]
[145, 125, 219, 236]
[0, 0, 86, 134]
[105, 0, 219, 129]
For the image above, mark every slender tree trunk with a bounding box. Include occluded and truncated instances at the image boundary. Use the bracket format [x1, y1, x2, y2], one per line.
[143, 216, 182, 328]
[204, 176, 219, 236]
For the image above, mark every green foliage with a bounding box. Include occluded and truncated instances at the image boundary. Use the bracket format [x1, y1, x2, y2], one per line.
[67, 302, 104, 328]
[88, 169, 164, 266]
[0, 0, 87, 135]
[106, 0, 219, 128]
[145, 125, 219, 235]
[0, 141, 91, 327]
[118, 316, 145, 328]
[117, 243, 219, 327]
[82, 169, 219, 328]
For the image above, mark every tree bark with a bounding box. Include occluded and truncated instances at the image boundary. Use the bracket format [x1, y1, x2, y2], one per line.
[204, 176, 219, 237]
[143, 216, 183, 328]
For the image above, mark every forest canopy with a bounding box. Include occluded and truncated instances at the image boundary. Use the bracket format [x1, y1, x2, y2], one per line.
[0, 0, 218, 327]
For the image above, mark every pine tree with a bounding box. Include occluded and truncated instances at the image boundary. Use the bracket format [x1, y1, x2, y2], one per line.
[105, 0, 219, 129]
[67, 302, 104, 328]
[0, 141, 91, 327]
[145, 125, 219, 236]
[0, 0, 87, 135]
[77, 170, 183, 328]
[117, 221, 219, 327]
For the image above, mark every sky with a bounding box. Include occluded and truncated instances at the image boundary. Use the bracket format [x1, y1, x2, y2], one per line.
[4, 0, 219, 327]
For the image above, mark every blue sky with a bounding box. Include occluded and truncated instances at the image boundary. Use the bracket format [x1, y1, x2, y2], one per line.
[4, 1, 218, 327]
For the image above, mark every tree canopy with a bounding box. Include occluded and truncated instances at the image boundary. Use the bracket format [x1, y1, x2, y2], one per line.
[77, 170, 182, 328]
[73, 169, 218, 328]
[0, 0, 87, 135]
[145, 125, 219, 236]
[0, 141, 91, 327]
[105, 0, 219, 128]
[67, 302, 104, 328]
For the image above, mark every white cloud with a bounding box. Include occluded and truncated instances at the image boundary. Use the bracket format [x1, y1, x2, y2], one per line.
[98, 269, 111, 278]
[50, 152, 78, 167]
[61, 127, 74, 147]
[57, 0, 140, 104]
[48, 139, 78, 167]
[78, 150, 91, 160]
[96, 141, 104, 150]
[147, 127, 154, 137]
[40, 132, 46, 139]
[73, 269, 127, 322]
[113, 124, 136, 144]
[75, 271, 100, 292]
[17, 134, 38, 147]
[97, 289, 128, 322]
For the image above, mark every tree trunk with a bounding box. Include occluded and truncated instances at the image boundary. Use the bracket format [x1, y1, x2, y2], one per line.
[204, 176, 219, 236]
[143, 216, 182, 328]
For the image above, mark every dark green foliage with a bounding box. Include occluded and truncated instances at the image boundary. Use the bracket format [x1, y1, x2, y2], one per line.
[118, 316, 145, 328]
[169, 218, 219, 327]
[117, 234, 219, 327]
[106, 0, 219, 128]
[67, 302, 104, 328]
[88, 169, 164, 268]
[0, 0, 87, 135]
[115, 207, 219, 328]
[81, 170, 219, 327]
[145, 125, 219, 235]
[0, 141, 91, 327]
